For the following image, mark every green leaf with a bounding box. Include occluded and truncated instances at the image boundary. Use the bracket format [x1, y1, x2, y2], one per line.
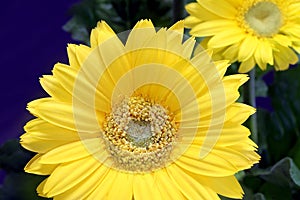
[260, 182, 292, 200]
[63, 0, 172, 44]
[253, 193, 266, 200]
[258, 157, 300, 189]
[1, 172, 48, 200]
[0, 139, 33, 172]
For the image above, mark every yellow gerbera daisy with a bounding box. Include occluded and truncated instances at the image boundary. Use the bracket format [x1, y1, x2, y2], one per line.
[20, 20, 259, 199]
[185, 0, 300, 73]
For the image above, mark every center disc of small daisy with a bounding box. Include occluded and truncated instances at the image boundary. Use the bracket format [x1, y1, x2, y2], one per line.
[244, 1, 282, 37]
[102, 96, 178, 172]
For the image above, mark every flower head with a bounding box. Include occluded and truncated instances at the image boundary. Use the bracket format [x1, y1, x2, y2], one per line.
[185, 0, 300, 73]
[20, 20, 259, 199]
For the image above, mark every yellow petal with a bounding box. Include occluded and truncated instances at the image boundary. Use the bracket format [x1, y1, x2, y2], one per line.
[184, 16, 202, 28]
[238, 36, 258, 61]
[53, 63, 110, 112]
[273, 34, 292, 47]
[190, 20, 237, 37]
[133, 173, 163, 200]
[88, 169, 117, 199]
[185, 3, 219, 21]
[274, 45, 299, 70]
[39, 139, 102, 164]
[260, 39, 274, 65]
[90, 21, 116, 48]
[66, 44, 91, 70]
[125, 19, 156, 51]
[23, 118, 81, 141]
[167, 164, 220, 199]
[182, 37, 196, 58]
[107, 172, 133, 200]
[54, 165, 110, 200]
[66, 44, 80, 69]
[40, 75, 71, 102]
[155, 169, 185, 200]
[223, 74, 249, 105]
[43, 156, 101, 196]
[27, 98, 100, 132]
[208, 28, 245, 48]
[239, 57, 255, 73]
[198, 175, 244, 199]
[225, 103, 255, 124]
[20, 136, 72, 153]
[198, 0, 237, 19]
[222, 43, 240, 63]
[25, 155, 57, 175]
[176, 149, 237, 177]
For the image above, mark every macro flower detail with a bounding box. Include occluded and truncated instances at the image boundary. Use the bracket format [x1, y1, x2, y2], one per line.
[20, 20, 260, 199]
[185, 0, 300, 73]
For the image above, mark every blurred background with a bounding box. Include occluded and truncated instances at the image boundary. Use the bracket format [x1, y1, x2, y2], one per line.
[0, 0, 300, 199]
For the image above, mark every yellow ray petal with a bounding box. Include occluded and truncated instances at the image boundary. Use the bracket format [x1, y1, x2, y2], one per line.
[182, 37, 196, 58]
[88, 169, 118, 199]
[133, 173, 163, 200]
[185, 3, 220, 21]
[167, 164, 220, 199]
[24, 118, 76, 137]
[273, 34, 292, 47]
[155, 169, 185, 200]
[238, 36, 258, 62]
[66, 44, 80, 69]
[25, 155, 57, 175]
[184, 16, 202, 28]
[67, 44, 92, 70]
[211, 146, 258, 170]
[176, 150, 237, 177]
[190, 20, 237, 37]
[40, 75, 72, 102]
[198, 0, 237, 19]
[222, 43, 240, 63]
[239, 57, 255, 73]
[223, 74, 249, 105]
[54, 165, 110, 200]
[43, 156, 101, 197]
[90, 20, 116, 48]
[27, 98, 100, 132]
[53, 63, 111, 112]
[214, 124, 251, 146]
[274, 45, 299, 70]
[37, 179, 48, 197]
[197, 175, 244, 199]
[225, 103, 255, 124]
[208, 28, 245, 48]
[20, 136, 72, 153]
[125, 19, 156, 51]
[39, 138, 102, 164]
[107, 172, 133, 200]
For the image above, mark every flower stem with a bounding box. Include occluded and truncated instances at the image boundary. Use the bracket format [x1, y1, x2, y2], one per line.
[172, 0, 184, 23]
[244, 69, 258, 144]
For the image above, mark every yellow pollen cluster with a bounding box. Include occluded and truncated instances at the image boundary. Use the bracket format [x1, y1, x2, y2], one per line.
[237, 0, 284, 37]
[102, 96, 178, 172]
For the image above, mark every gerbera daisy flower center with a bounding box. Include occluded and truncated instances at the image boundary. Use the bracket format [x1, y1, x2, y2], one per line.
[102, 96, 178, 172]
[243, 1, 283, 37]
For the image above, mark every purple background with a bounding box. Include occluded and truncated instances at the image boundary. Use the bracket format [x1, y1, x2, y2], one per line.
[1, 0, 79, 145]
[0, 1, 79, 184]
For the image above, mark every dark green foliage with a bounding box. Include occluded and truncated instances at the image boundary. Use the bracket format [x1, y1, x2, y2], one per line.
[63, 0, 172, 44]
[0, 140, 49, 200]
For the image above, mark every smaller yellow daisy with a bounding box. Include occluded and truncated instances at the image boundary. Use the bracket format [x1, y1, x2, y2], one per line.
[185, 0, 300, 73]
